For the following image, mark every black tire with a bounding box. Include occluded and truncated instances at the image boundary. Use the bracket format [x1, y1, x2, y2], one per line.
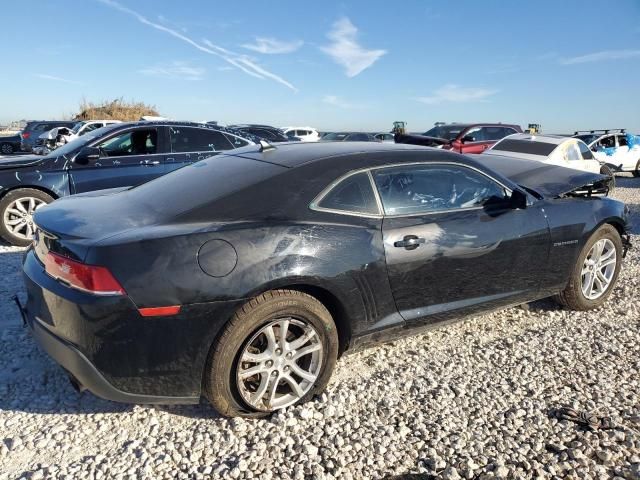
[555, 224, 622, 311]
[599, 165, 615, 191]
[632, 160, 640, 178]
[204, 289, 339, 418]
[0, 188, 54, 246]
[0, 143, 14, 155]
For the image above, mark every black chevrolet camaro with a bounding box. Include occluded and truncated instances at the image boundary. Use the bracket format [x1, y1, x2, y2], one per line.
[21, 142, 630, 417]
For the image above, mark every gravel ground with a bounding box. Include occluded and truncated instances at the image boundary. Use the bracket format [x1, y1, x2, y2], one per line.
[1, 176, 639, 480]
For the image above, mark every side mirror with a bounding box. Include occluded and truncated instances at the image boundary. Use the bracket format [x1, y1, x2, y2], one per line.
[74, 146, 101, 165]
[461, 135, 475, 143]
[509, 189, 528, 209]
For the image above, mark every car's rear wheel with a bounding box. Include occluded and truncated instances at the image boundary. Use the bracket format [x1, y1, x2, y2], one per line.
[0, 189, 53, 246]
[0, 143, 14, 154]
[633, 159, 640, 177]
[555, 224, 622, 310]
[204, 290, 339, 417]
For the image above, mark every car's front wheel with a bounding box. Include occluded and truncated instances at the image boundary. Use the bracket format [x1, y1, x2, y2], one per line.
[555, 224, 622, 310]
[0, 189, 53, 246]
[0, 142, 14, 155]
[204, 290, 339, 417]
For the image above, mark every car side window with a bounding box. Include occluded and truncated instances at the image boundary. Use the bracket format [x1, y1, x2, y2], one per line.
[463, 127, 485, 142]
[598, 136, 615, 149]
[224, 133, 249, 148]
[97, 129, 158, 157]
[564, 143, 582, 161]
[484, 127, 508, 141]
[170, 127, 234, 153]
[617, 135, 628, 147]
[373, 164, 507, 215]
[578, 141, 594, 159]
[316, 172, 379, 215]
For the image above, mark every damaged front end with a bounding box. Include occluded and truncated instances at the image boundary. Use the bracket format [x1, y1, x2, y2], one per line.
[562, 176, 612, 198]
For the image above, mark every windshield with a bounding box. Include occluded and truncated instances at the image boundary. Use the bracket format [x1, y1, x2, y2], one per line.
[323, 132, 349, 141]
[71, 121, 85, 134]
[422, 125, 464, 140]
[574, 134, 599, 145]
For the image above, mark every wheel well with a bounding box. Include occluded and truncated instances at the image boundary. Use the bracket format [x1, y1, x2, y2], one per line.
[283, 284, 351, 357]
[0, 186, 58, 202]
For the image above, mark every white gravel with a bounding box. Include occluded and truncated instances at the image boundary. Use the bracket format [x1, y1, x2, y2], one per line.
[1, 176, 639, 480]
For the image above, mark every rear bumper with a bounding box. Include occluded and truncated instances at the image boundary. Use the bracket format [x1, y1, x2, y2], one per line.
[28, 313, 198, 404]
[22, 248, 245, 404]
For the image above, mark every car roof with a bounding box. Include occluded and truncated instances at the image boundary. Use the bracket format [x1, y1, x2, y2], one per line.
[430, 123, 520, 129]
[228, 141, 461, 169]
[102, 120, 260, 142]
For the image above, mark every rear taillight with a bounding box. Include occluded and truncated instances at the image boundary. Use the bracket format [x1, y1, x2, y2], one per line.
[43, 252, 125, 296]
[21, 132, 30, 139]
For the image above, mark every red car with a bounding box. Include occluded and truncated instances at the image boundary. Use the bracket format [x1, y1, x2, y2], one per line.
[397, 123, 522, 154]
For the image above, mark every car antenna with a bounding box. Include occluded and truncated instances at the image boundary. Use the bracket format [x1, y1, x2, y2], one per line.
[258, 140, 276, 152]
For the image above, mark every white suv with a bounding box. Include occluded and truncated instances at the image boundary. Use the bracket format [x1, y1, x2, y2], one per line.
[282, 127, 320, 142]
[573, 129, 640, 177]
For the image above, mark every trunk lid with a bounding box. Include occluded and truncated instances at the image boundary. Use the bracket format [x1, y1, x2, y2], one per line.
[472, 153, 611, 198]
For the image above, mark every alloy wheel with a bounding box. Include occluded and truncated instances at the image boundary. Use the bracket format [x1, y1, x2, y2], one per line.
[581, 238, 617, 300]
[3, 197, 47, 240]
[0, 144, 13, 154]
[236, 317, 323, 412]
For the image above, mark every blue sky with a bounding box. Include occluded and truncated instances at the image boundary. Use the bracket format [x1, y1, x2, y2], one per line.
[1, 0, 639, 132]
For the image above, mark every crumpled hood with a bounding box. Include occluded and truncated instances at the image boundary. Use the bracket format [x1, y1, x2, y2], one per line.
[394, 133, 450, 147]
[472, 153, 611, 198]
[0, 154, 43, 169]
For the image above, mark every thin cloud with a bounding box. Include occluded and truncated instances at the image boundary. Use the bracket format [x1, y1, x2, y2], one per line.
[320, 17, 386, 77]
[97, 0, 296, 91]
[139, 61, 205, 80]
[560, 49, 640, 65]
[416, 84, 498, 104]
[242, 37, 303, 54]
[322, 95, 352, 108]
[35, 74, 83, 85]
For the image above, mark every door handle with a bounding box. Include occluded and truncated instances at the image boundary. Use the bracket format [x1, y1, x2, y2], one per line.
[393, 235, 426, 250]
[140, 159, 160, 166]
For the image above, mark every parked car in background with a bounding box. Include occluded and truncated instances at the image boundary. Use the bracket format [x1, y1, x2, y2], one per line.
[0, 121, 256, 245]
[20, 120, 76, 152]
[374, 133, 395, 143]
[0, 134, 21, 155]
[573, 129, 640, 177]
[228, 124, 292, 142]
[64, 120, 122, 142]
[281, 127, 320, 142]
[22, 142, 629, 417]
[321, 132, 378, 142]
[396, 123, 522, 153]
[482, 133, 609, 176]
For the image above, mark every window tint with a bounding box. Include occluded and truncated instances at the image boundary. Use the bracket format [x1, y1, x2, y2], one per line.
[597, 136, 615, 149]
[463, 127, 485, 142]
[492, 139, 557, 156]
[297, 130, 309, 137]
[97, 129, 158, 156]
[224, 133, 250, 148]
[578, 141, 594, 159]
[484, 127, 509, 141]
[317, 172, 379, 215]
[617, 135, 628, 147]
[170, 127, 233, 153]
[373, 165, 507, 215]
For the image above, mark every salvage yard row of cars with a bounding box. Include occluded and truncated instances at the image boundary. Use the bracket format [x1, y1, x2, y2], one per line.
[0, 118, 635, 417]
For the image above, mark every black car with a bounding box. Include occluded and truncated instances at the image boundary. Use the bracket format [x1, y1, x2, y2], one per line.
[22, 142, 630, 417]
[0, 121, 256, 246]
[20, 120, 77, 152]
[322, 132, 378, 142]
[228, 124, 294, 143]
[0, 134, 21, 155]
